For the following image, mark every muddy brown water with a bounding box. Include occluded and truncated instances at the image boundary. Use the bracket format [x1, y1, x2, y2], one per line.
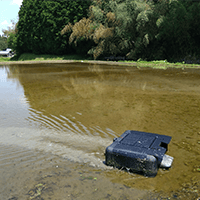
[0, 63, 200, 200]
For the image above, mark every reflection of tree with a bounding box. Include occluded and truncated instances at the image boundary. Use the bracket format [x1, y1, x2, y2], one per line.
[0, 66, 22, 89]
[6, 63, 148, 134]
[5, 65, 20, 79]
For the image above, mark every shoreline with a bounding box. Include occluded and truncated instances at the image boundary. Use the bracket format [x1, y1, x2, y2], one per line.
[0, 59, 137, 66]
[0, 59, 200, 69]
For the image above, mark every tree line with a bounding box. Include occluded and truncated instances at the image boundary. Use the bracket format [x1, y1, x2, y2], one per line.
[5, 0, 200, 63]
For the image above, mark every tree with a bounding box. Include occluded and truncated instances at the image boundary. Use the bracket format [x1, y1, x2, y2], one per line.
[16, 0, 91, 55]
[0, 36, 7, 50]
[155, 0, 190, 60]
[154, 0, 200, 62]
[187, 1, 200, 56]
[61, 0, 159, 60]
[2, 20, 18, 50]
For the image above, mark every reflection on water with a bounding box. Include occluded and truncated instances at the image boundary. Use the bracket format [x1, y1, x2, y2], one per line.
[0, 63, 200, 199]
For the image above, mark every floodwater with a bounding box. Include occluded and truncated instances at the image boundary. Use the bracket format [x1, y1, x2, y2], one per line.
[0, 63, 200, 200]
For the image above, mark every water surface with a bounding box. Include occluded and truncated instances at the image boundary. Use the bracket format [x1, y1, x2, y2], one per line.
[0, 63, 200, 200]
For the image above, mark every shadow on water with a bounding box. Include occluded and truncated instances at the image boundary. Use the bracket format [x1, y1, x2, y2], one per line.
[0, 63, 200, 199]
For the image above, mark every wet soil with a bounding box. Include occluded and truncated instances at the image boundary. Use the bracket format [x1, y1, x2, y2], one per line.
[0, 63, 200, 200]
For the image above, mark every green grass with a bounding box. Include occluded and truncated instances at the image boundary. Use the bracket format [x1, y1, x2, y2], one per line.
[118, 59, 200, 69]
[0, 57, 11, 62]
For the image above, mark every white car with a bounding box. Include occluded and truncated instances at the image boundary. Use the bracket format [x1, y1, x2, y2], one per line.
[0, 48, 13, 57]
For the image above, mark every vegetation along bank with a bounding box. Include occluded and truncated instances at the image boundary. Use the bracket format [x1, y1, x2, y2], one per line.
[1, 0, 200, 64]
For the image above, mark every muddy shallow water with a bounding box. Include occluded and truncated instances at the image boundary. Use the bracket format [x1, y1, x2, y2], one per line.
[0, 63, 200, 200]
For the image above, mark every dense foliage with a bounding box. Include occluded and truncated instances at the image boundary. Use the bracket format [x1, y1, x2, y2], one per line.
[61, 0, 200, 62]
[154, 0, 200, 62]
[15, 0, 91, 55]
[11, 0, 200, 62]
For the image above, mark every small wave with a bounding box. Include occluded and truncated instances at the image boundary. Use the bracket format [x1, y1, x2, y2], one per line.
[0, 126, 113, 169]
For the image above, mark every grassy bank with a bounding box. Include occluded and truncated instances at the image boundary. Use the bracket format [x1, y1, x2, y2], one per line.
[0, 53, 200, 69]
[0, 57, 11, 62]
[122, 60, 200, 69]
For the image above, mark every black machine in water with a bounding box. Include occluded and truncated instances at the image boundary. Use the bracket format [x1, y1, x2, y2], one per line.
[105, 130, 174, 177]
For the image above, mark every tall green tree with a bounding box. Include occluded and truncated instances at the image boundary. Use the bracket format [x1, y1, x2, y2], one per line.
[16, 0, 91, 55]
[187, 1, 200, 57]
[154, 0, 200, 61]
[156, 0, 190, 60]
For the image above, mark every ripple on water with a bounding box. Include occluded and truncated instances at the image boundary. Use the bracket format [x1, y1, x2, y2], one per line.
[28, 108, 118, 139]
[0, 123, 114, 169]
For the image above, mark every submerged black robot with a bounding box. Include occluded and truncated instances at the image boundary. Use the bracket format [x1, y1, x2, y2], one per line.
[105, 130, 174, 177]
